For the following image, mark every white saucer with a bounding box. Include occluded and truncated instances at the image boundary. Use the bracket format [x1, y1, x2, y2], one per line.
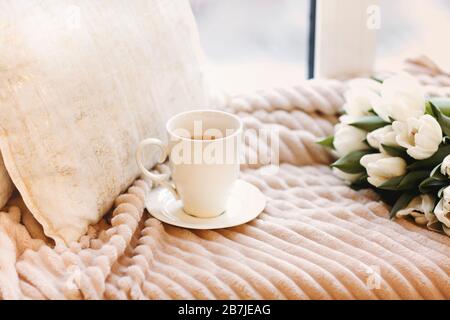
[145, 179, 266, 229]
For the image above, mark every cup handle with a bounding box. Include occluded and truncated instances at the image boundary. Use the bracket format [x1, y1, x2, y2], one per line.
[136, 138, 179, 199]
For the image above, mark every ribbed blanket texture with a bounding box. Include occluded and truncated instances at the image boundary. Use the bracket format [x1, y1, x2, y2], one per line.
[0, 57, 449, 300]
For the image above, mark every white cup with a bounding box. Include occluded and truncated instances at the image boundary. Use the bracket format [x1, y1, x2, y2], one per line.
[136, 110, 243, 218]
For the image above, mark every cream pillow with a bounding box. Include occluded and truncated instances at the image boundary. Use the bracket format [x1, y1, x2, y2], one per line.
[0, 0, 209, 242]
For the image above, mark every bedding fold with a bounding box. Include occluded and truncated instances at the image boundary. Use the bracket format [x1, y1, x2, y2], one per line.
[0, 61, 449, 300]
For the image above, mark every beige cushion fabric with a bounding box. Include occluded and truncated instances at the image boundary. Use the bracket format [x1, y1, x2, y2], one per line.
[0, 0, 209, 242]
[0, 156, 13, 209]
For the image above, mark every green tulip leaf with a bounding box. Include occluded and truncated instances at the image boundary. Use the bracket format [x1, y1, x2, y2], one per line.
[430, 102, 450, 137]
[390, 192, 417, 220]
[381, 144, 408, 158]
[370, 76, 383, 84]
[349, 116, 389, 132]
[407, 145, 450, 171]
[425, 101, 433, 116]
[379, 170, 430, 191]
[430, 164, 447, 180]
[350, 174, 369, 190]
[331, 150, 372, 174]
[316, 136, 334, 149]
[429, 98, 450, 116]
[419, 177, 448, 193]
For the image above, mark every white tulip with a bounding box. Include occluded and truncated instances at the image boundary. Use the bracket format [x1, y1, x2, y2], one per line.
[392, 115, 442, 160]
[433, 187, 450, 228]
[343, 89, 379, 117]
[441, 155, 450, 176]
[333, 124, 368, 157]
[397, 194, 435, 225]
[342, 79, 381, 117]
[332, 168, 361, 184]
[372, 74, 425, 122]
[338, 114, 359, 125]
[366, 125, 398, 151]
[360, 153, 407, 187]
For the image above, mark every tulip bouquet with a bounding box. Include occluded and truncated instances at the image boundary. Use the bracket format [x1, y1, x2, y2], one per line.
[318, 73, 450, 236]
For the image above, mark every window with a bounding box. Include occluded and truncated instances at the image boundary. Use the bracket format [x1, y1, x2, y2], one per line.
[376, 0, 450, 71]
[191, 0, 450, 86]
[190, 0, 310, 92]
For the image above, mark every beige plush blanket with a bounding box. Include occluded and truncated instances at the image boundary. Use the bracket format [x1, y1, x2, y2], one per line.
[0, 57, 449, 300]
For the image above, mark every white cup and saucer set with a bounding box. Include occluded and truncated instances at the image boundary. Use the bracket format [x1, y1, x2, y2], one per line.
[136, 109, 266, 229]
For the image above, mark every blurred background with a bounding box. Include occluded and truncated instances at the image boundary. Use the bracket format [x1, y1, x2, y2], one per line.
[189, 0, 450, 92]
